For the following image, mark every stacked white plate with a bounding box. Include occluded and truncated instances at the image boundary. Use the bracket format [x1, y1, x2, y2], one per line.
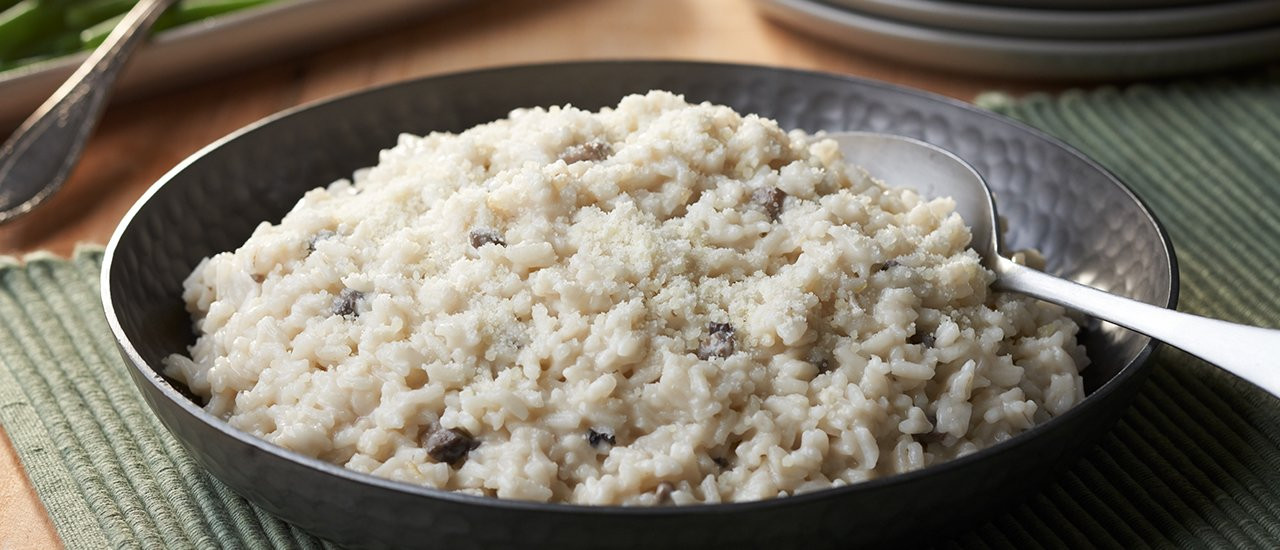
[754, 0, 1280, 79]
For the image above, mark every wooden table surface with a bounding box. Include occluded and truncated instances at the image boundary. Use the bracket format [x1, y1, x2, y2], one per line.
[0, 0, 1062, 546]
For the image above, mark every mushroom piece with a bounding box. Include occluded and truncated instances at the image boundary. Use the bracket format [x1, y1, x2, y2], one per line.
[423, 426, 477, 466]
[587, 428, 616, 451]
[331, 287, 364, 317]
[559, 140, 612, 164]
[752, 186, 787, 221]
[469, 228, 506, 249]
[696, 322, 735, 360]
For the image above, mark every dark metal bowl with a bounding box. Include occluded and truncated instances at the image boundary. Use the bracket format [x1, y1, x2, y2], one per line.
[102, 61, 1177, 549]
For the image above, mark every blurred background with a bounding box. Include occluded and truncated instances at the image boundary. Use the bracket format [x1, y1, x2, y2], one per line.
[3, 0, 1278, 258]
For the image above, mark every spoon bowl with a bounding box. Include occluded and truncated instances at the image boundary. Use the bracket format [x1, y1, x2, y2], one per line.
[830, 132, 1001, 265]
[833, 131, 1280, 397]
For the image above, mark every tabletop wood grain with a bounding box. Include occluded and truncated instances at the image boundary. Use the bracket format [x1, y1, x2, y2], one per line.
[0, 0, 1063, 546]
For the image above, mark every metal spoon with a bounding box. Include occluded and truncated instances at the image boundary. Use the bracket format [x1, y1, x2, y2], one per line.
[832, 131, 1280, 397]
[0, 0, 177, 224]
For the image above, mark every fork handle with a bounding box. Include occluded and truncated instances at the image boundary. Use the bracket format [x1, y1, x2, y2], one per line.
[994, 256, 1280, 397]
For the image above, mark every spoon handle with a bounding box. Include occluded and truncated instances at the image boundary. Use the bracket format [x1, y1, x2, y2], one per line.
[995, 257, 1280, 396]
[0, 0, 177, 224]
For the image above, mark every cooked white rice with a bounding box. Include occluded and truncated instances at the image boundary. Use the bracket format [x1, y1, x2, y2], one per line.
[164, 91, 1087, 505]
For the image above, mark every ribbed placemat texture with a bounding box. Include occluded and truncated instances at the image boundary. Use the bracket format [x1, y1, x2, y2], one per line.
[0, 250, 333, 549]
[1, 74, 1278, 548]
[961, 75, 1280, 548]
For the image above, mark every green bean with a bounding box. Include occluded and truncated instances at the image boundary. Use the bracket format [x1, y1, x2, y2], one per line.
[0, 0, 64, 61]
[79, 13, 125, 47]
[81, 0, 273, 48]
[5, 0, 275, 70]
[65, 0, 136, 29]
[160, 0, 273, 26]
[9, 26, 81, 60]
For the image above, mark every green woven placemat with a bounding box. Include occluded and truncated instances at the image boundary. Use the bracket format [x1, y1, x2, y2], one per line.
[2, 73, 1279, 548]
[0, 250, 333, 549]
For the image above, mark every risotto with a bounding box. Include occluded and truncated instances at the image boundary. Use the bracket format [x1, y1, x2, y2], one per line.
[164, 91, 1087, 505]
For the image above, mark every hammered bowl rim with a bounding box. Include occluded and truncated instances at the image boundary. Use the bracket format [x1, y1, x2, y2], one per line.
[101, 59, 1179, 516]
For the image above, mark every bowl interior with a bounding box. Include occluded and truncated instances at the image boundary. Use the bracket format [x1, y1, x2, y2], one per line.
[105, 60, 1175, 497]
